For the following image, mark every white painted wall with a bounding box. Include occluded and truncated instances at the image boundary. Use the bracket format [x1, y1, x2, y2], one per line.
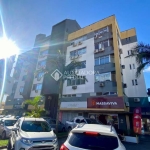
[121, 42, 147, 97]
[63, 38, 95, 95]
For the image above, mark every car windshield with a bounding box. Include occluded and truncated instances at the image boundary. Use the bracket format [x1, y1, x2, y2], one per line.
[86, 119, 99, 124]
[21, 121, 51, 132]
[69, 133, 118, 150]
[5, 120, 17, 126]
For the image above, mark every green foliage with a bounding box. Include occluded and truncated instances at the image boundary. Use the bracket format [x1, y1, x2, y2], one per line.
[126, 42, 150, 77]
[23, 96, 45, 118]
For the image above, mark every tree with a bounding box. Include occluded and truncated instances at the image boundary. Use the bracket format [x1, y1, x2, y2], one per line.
[127, 43, 150, 77]
[23, 96, 45, 118]
[35, 50, 88, 133]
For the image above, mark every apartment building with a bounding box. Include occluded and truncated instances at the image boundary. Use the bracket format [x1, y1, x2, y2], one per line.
[60, 15, 148, 132]
[4, 19, 81, 117]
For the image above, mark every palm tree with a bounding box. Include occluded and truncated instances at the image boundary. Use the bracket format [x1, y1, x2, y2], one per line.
[127, 43, 150, 77]
[23, 96, 45, 118]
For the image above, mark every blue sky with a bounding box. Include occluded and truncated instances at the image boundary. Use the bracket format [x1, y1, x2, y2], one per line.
[0, 0, 150, 90]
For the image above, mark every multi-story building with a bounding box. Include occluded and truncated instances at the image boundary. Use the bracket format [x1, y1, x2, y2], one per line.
[60, 15, 148, 132]
[4, 19, 81, 117]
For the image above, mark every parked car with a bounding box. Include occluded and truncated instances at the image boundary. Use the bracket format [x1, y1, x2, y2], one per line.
[0, 115, 5, 118]
[60, 124, 126, 150]
[8, 117, 58, 150]
[0, 118, 17, 139]
[44, 118, 66, 132]
[65, 116, 102, 132]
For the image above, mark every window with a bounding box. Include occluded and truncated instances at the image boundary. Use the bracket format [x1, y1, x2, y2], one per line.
[132, 80, 134, 86]
[21, 121, 51, 132]
[22, 75, 26, 81]
[95, 72, 111, 82]
[19, 86, 24, 94]
[70, 47, 86, 57]
[40, 50, 48, 56]
[67, 76, 86, 86]
[36, 83, 42, 90]
[37, 72, 44, 79]
[38, 60, 46, 68]
[68, 133, 118, 150]
[4, 120, 17, 126]
[129, 64, 132, 69]
[74, 61, 86, 69]
[95, 40, 109, 50]
[70, 36, 87, 45]
[128, 50, 133, 55]
[95, 56, 110, 66]
[133, 64, 135, 69]
[135, 79, 138, 85]
[32, 84, 42, 90]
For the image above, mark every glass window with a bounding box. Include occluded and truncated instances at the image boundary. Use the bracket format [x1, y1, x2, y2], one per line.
[80, 78, 85, 84]
[132, 80, 134, 86]
[5, 120, 17, 126]
[133, 64, 135, 69]
[21, 121, 51, 132]
[68, 133, 118, 150]
[76, 78, 80, 85]
[70, 51, 75, 57]
[22, 75, 26, 81]
[36, 84, 42, 90]
[81, 61, 86, 69]
[38, 60, 46, 67]
[135, 79, 138, 85]
[19, 87, 24, 93]
[130, 64, 132, 69]
[100, 57, 105, 64]
[95, 58, 99, 65]
[67, 79, 71, 86]
[71, 79, 76, 85]
[105, 56, 109, 63]
[95, 73, 111, 82]
[103, 40, 109, 48]
[37, 72, 44, 79]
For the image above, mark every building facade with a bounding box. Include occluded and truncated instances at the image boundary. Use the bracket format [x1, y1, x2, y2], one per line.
[59, 15, 148, 132]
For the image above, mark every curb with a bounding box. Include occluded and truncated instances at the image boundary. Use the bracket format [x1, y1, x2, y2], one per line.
[0, 146, 7, 149]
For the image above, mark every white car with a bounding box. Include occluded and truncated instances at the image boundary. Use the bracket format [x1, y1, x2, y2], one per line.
[60, 124, 126, 150]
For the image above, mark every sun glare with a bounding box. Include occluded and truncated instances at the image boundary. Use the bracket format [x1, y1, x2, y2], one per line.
[0, 37, 19, 59]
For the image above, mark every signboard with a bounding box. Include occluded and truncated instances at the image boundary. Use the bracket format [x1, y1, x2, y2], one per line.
[87, 97, 124, 109]
[133, 108, 141, 134]
[60, 102, 87, 108]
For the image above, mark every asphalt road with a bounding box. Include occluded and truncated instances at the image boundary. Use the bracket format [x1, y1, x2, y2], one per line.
[1, 136, 150, 150]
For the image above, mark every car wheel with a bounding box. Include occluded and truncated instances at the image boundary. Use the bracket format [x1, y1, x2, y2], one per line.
[1, 131, 6, 139]
[62, 127, 65, 132]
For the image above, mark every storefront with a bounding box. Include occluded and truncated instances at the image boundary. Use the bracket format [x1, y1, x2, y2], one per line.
[60, 96, 130, 131]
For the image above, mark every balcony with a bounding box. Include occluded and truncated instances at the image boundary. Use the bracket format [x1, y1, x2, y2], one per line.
[95, 63, 115, 74]
[94, 80, 117, 93]
[94, 32, 113, 43]
[94, 46, 114, 57]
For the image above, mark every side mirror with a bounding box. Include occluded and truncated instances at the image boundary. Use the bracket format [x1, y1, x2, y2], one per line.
[51, 128, 56, 133]
[0, 123, 4, 126]
[12, 127, 18, 134]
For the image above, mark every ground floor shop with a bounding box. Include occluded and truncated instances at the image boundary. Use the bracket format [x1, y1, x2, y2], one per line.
[60, 96, 130, 132]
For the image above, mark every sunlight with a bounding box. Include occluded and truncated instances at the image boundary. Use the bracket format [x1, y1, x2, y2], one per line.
[0, 36, 19, 59]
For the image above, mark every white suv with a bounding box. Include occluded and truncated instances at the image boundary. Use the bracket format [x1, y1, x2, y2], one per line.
[60, 124, 126, 150]
[8, 117, 58, 150]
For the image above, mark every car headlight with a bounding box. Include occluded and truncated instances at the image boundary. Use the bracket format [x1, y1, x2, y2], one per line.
[21, 138, 33, 145]
[52, 138, 57, 144]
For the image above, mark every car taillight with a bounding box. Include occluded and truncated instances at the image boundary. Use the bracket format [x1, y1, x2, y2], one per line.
[84, 131, 100, 136]
[60, 144, 69, 150]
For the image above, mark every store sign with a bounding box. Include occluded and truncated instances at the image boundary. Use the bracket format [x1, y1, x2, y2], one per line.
[60, 102, 87, 108]
[133, 107, 141, 134]
[87, 97, 124, 109]
[13, 104, 23, 109]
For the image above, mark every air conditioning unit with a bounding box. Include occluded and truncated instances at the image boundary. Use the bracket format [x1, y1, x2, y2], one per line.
[94, 49, 99, 53]
[125, 102, 129, 107]
[99, 48, 104, 52]
[94, 34, 98, 39]
[72, 85, 77, 90]
[35, 90, 38, 93]
[100, 82, 105, 87]
[134, 98, 140, 102]
[73, 43, 77, 47]
[78, 41, 82, 45]
[119, 48, 123, 54]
